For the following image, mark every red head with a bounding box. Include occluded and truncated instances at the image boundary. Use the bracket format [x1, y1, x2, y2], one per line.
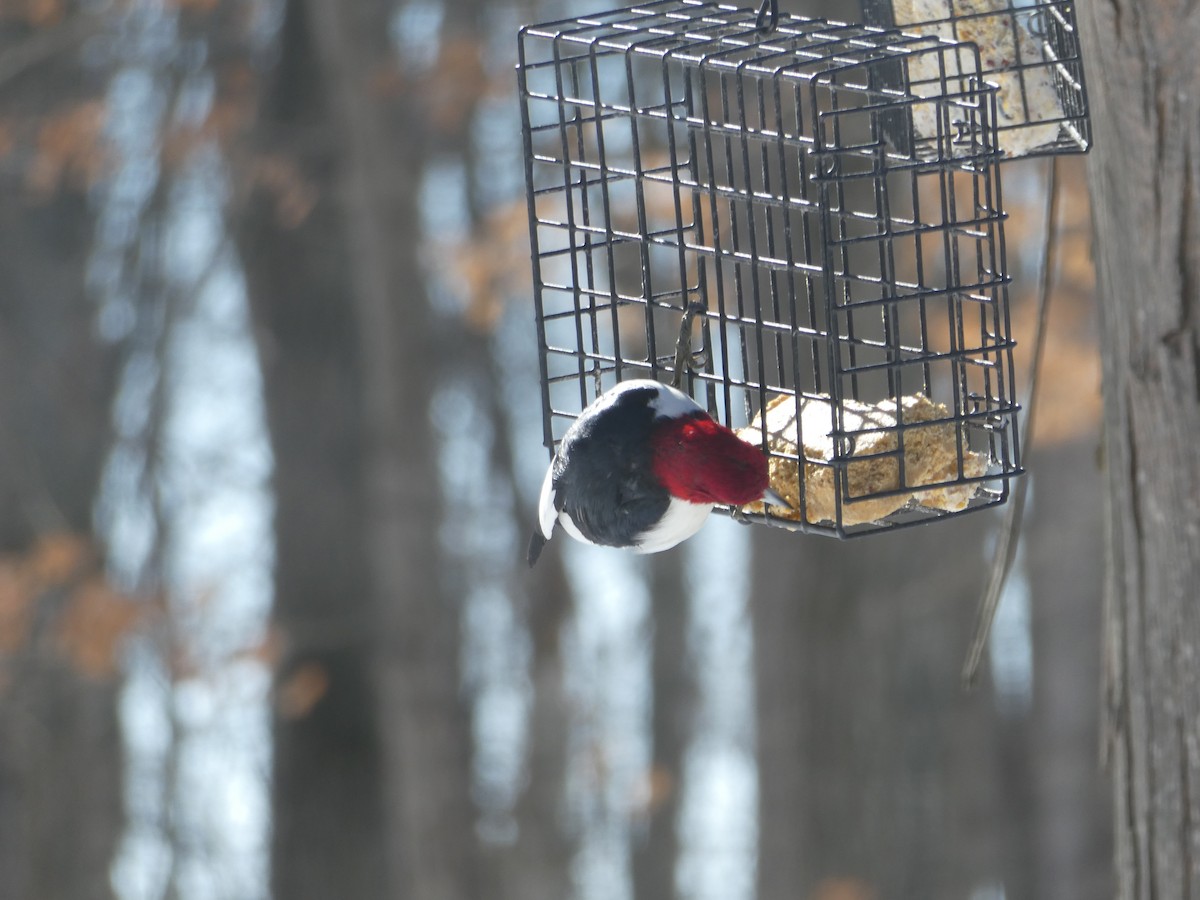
[649, 414, 770, 506]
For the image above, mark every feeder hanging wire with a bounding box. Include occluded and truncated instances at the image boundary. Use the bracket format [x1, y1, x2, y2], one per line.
[756, 0, 779, 32]
[962, 155, 1060, 688]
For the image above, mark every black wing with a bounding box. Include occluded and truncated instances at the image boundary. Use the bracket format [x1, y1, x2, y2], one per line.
[552, 387, 669, 548]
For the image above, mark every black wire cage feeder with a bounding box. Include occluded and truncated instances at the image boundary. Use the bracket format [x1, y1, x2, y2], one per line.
[517, 0, 1023, 538]
[860, 0, 1090, 157]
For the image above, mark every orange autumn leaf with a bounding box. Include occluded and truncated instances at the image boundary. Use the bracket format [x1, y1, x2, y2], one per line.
[168, 0, 220, 12]
[0, 560, 33, 655]
[367, 61, 406, 99]
[452, 201, 533, 332]
[161, 91, 256, 170]
[55, 577, 144, 679]
[253, 153, 319, 229]
[809, 877, 877, 900]
[276, 662, 329, 719]
[630, 763, 676, 817]
[424, 37, 488, 133]
[0, 121, 14, 163]
[238, 623, 285, 670]
[0, 0, 64, 25]
[0, 532, 96, 661]
[27, 100, 108, 194]
[26, 531, 91, 585]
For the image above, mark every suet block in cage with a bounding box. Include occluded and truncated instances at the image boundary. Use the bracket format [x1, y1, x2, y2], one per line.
[862, 0, 1090, 157]
[518, 0, 1021, 538]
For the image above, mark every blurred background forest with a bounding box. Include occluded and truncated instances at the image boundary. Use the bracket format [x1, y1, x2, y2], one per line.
[0, 0, 1110, 899]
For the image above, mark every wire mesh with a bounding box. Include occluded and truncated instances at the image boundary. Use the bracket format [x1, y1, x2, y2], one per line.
[861, 0, 1090, 157]
[518, 0, 1021, 537]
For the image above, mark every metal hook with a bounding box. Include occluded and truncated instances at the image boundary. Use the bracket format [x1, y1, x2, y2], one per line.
[1025, 9, 1048, 40]
[671, 302, 709, 389]
[755, 0, 779, 34]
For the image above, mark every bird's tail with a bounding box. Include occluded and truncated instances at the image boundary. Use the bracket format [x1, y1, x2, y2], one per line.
[526, 530, 548, 567]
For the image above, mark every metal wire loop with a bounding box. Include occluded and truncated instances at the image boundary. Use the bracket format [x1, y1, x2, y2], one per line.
[1025, 9, 1049, 39]
[756, 0, 779, 34]
[671, 302, 710, 389]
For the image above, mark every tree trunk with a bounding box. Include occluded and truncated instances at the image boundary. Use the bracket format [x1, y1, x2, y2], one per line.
[0, 183, 123, 900]
[238, 3, 388, 896]
[752, 516, 1012, 900]
[632, 555, 694, 900]
[298, 0, 479, 895]
[500, 553, 576, 900]
[752, 444, 1113, 900]
[1025, 440, 1113, 900]
[240, 0, 480, 897]
[1077, 0, 1200, 895]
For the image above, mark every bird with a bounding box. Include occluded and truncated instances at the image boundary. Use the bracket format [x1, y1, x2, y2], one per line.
[527, 378, 788, 565]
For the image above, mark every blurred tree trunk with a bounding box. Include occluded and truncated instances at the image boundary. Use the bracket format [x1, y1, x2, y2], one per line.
[751, 519, 1015, 900]
[0, 168, 123, 898]
[500, 555, 575, 900]
[750, 5, 1000, 894]
[0, 15, 124, 898]
[632, 555, 693, 900]
[753, 440, 1113, 900]
[238, 0, 479, 897]
[475, 349, 577, 900]
[1025, 440, 1112, 900]
[302, 0, 480, 892]
[237, 1, 388, 896]
[1077, 1, 1200, 896]
[410, 0, 580, 894]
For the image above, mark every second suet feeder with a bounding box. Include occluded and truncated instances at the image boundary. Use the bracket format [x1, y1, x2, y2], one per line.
[861, 0, 1091, 157]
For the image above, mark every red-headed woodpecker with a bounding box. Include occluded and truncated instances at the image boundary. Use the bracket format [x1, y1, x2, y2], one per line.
[527, 379, 787, 565]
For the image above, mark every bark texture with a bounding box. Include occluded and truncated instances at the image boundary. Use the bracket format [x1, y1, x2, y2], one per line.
[1078, 0, 1200, 895]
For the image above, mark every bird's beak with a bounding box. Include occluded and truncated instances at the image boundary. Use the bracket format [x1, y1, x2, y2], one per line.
[761, 487, 792, 509]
